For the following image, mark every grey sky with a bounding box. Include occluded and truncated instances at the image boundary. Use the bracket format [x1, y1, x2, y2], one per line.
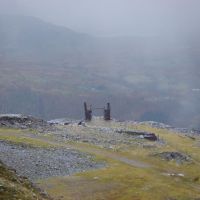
[0, 0, 200, 36]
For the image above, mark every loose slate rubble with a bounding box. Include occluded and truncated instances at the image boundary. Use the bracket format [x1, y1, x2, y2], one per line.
[0, 114, 50, 130]
[155, 152, 192, 164]
[0, 141, 105, 181]
[48, 118, 82, 126]
[140, 121, 200, 136]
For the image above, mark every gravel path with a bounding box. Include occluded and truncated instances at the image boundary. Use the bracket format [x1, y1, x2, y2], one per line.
[0, 141, 104, 181]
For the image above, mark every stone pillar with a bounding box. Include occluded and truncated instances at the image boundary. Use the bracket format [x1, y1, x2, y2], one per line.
[84, 102, 92, 121]
[104, 103, 111, 120]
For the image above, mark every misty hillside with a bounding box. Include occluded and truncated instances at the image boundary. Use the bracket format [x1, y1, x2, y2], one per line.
[0, 15, 94, 61]
[0, 15, 199, 129]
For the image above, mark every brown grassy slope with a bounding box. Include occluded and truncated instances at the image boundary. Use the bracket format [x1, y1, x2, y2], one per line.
[0, 161, 50, 200]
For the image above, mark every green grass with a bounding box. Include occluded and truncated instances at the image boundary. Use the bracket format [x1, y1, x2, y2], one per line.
[0, 128, 55, 148]
[1, 123, 200, 200]
[39, 157, 200, 200]
[39, 124, 200, 200]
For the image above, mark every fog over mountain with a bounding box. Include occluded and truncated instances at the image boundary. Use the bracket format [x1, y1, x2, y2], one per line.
[1, 0, 200, 36]
[0, 1, 199, 129]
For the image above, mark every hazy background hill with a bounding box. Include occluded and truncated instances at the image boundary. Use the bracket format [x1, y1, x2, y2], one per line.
[0, 15, 199, 129]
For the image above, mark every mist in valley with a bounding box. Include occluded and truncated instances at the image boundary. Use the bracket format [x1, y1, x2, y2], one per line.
[0, 0, 200, 129]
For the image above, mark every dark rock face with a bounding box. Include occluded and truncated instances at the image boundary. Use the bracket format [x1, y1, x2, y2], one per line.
[117, 130, 158, 141]
[0, 114, 49, 129]
[155, 152, 192, 163]
[143, 133, 158, 141]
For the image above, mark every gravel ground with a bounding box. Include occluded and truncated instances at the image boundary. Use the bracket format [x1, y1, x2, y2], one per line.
[54, 124, 160, 149]
[0, 141, 105, 181]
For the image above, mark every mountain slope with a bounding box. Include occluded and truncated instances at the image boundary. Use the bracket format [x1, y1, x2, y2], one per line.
[0, 15, 199, 129]
[0, 15, 94, 61]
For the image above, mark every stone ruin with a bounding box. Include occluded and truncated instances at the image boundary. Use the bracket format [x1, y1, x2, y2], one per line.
[84, 102, 111, 121]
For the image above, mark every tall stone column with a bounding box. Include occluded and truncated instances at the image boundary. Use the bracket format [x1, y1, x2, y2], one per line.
[104, 103, 111, 120]
[84, 102, 92, 121]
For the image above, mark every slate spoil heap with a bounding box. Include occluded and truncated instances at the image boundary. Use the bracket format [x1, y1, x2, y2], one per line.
[0, 114, 49, 130]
